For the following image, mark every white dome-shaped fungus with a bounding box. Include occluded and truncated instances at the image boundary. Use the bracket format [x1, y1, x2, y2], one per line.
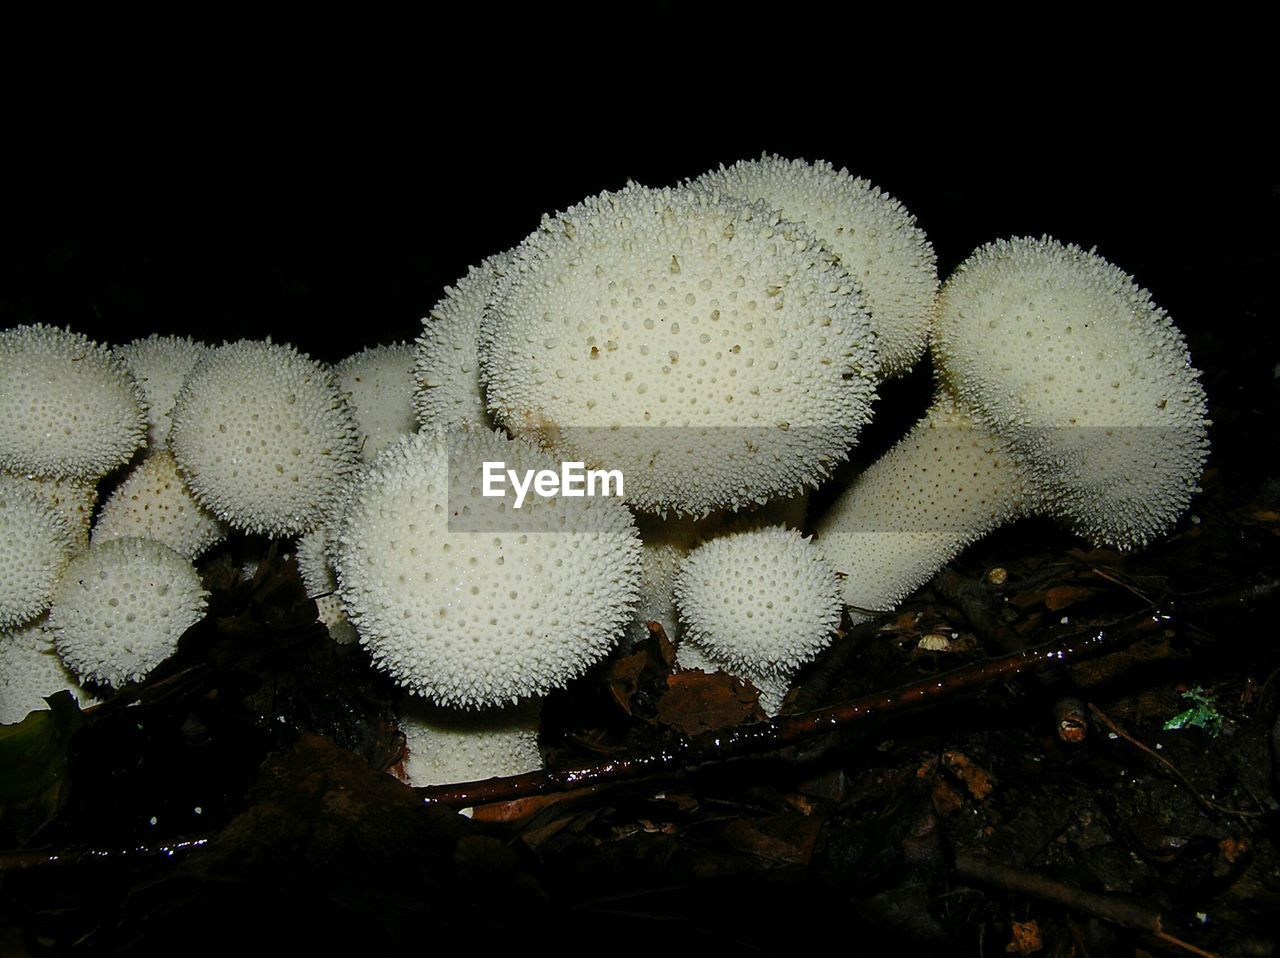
[334, 427, 641, 709]
[674, 525, 841, 714]
[413, 250, 514, 431]
[817, 237, 1207, 620]
[1, 617, 96, 724]
[396, 697, 542, 787]
[6, 472, 97, 550]
[49, 537, 208, 689]
[117, 334, 209, 449]
[480, 184, 878, 517]
[334, 344, 419, 462]
[695, 154, 938, 377]
[0, 324, 147, 480]
[297, 526, 359, 644]
[0, 475, 78, 629]
[91, 450, 227, 559]
[169, 339, 361, 537]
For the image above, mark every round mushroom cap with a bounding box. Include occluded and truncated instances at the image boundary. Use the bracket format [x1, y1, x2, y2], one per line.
[674, 525, 842, 682]
[934, 237, 1209, 549]
[413, 250, 514, 431]
[480, 183, 878, 517]
[0, 324, 147, 480]
[333, 427, 641, 709]
[397, 697, 542, 787]
[694, 154, 938, 377]
[0, 474, 77, 629]
[91, 450, 227, 559]
[117, 334, 209, 449]
[6, 472, 97, 551]
[1, 617, 96, 724]
[169, 339, 361, 537]
[334, 343, 419, 461]
[49, 537, 208, 689]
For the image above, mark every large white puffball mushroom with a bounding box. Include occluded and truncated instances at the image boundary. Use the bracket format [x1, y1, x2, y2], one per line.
[413, 250, 514, 431]
[334, 427, 641, 709]
[1, 618, 96, 724]
[934, 237, 1209, 549]
[694, 154, 938, 378]
[169, 339, 361, 538]
[396, 697, 542, 787]
[0, 324, 147, 480]
[674, 525, 841, 715]
[816, 396, 1027, 617]
[91, 450, 227, 559]
[480, 184, 878, 517]
[0, 475, 78, 629]
[117, 334, 209, 449]
[334, 344, 418, 462]
[49, 537, 208, 689]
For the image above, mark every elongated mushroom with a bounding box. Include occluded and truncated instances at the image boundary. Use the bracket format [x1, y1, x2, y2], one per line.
[816, 237, 1208, 619]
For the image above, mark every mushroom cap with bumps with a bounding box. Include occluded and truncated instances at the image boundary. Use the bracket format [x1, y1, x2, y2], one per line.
[0, 475, 78, 629]
[169, 339, 361, 537]
[117, 334, 209, 449]
[0, 324, 147, 480]
[333, 427, 641, 709]
[334, 343, 419, 462]
[480, 183, 878, 517]
[1, 617, 96, 724]
[694, 154, 938, 377]
[49, 537, 208, 689]
[91, 450, 227, 559]
[933, 237, 1208, 549]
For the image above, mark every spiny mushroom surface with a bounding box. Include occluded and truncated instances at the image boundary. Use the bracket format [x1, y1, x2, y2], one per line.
[480, 183, 878, 517]
[0, 324, 147, 480]
[674, 524, 842, 714]
[0, 617, 96, 724]
[169, 339, 361, 538]
[0, 475, 78, 629]
[49, 537, 208, 688]
[412, 250, 514, 431]
[333, 427, 641, 708]
[117, 334, 208, 449]
[334, 343, 419, 462]
[694, 154, 938, 377]
[817, 237, 1207, 619]
[91, 450, 227, 559]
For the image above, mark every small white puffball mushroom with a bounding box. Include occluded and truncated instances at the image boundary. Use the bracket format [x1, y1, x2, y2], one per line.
[296, 527, 359, 644]
[412, 250, 514, 431]
[169, 339, 361, 538]
[480, 183, 878, 517]
[817, 237, 1208, 620]
[815, 395, 1027, 617]
[49, 537, 208, 689]
[0, 474, 78, 629]
[626, 512, 713, 645]
[333, 427, 641, 709]
[934, 236, 1209, 549]
[117, 334, 209, 449]
[334, 344, 419, 462]
[694, 154, 938, 377]
[396, 697, 542, 787]
[0, 324, 147, 480]
[673, 525, 842, 716]
[91, 450, 227, 559]
[1, 617, 96, 724]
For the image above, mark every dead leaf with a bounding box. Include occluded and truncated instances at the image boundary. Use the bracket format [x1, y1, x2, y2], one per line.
[1006, 919, 1042, 954]
[656, 671, 764, 737]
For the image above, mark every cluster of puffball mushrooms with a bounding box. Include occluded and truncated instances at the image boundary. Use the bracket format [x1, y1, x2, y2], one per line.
[0, 155, 1209, 790]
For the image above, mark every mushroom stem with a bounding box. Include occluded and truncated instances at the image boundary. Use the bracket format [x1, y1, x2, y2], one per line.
[814, 394, 1026, 621]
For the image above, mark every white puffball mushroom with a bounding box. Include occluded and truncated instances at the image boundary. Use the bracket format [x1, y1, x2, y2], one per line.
[480, 183, 879, 517]
[334, 344, 419, 462]
[1, 617, 96, 724]
[91, 450, 227, 559]
[396, 697, 542, 787]
[4, 472, 97, 551]
[674, 525, 842, 716]
[169, 339, 361, 538]
[334, 427, 641, 709]
[817, 237, 1207, 620]
[117, 334, 209, 449]
[296, 526, 359, 644]
[0, 475, 78, 629]
[694, 154, 938, 377]
[0, 324, 147, 480]
[412, 250, 514, 431]
[49, 537, 208, 689]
